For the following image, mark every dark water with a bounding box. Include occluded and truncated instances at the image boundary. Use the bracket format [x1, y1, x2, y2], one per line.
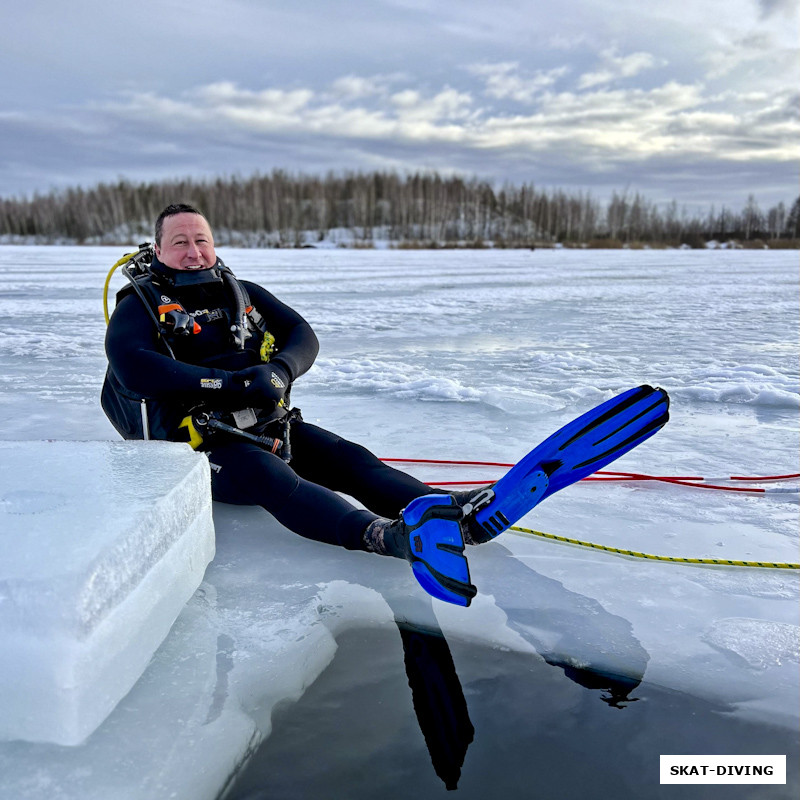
[228, 624, 799, 800]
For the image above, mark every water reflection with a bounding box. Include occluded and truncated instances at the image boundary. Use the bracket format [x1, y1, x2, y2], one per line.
[228, 612, 797, 800]
[388, 537, 651, 790]
[393, 617, 644, 791]
[215, 509, 797, 800]
[396, 621, 474, 790]
[543, 657, 640, 709]
[475, 539, 651, 701]
[224, 513, 653, 794]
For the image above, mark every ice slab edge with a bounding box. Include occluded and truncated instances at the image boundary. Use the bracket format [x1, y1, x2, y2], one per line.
[0, 441, 215, 745]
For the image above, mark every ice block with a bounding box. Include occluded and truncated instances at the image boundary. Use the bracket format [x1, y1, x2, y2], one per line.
[0, 440, 215, 745]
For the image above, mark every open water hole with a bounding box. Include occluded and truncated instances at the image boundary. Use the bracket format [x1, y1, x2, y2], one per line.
[228, 624, 799, 800]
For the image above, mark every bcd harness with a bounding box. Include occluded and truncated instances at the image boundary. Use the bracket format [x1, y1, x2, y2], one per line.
[101, 242, 298, 459]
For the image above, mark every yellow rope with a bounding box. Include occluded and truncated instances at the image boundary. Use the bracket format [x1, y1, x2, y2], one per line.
[509, 525, 800, 570]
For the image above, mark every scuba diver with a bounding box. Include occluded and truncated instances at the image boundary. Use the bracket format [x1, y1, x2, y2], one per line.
[103, 204, 469, 580]
[103, 203, 669, 607]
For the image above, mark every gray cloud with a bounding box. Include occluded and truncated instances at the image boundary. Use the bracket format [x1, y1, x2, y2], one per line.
[1, 0, 797, 207]
[577, 48, 665, 89]
[757, 0, 794, 17]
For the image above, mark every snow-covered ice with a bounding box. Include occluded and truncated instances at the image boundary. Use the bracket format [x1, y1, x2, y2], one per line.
[0, 246, 797, 798]
[0, 440, 215, 745]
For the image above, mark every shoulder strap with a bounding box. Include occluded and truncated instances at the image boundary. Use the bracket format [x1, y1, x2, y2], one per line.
[219, 266, 269, 346]
[118, 270, 179, 359]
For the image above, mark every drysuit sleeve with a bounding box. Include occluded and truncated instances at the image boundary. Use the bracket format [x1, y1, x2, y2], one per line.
[105, 294, 243, 403]
[242, 280, 319, 381]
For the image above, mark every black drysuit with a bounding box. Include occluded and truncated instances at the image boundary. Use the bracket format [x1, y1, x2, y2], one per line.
[104, 268, 430, 550]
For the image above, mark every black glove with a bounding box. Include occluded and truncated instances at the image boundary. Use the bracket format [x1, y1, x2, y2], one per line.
[235, 362, 290, 410]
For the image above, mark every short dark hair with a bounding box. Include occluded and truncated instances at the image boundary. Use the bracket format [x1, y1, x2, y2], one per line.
[155, 203, 205, 246]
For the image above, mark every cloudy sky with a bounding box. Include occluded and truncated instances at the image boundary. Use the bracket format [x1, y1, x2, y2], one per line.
[2, 0, 797, 209]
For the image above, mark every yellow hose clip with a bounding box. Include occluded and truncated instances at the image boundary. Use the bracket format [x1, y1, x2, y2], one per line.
[178, 415, 204, 450]
[260, 331, 276, 362]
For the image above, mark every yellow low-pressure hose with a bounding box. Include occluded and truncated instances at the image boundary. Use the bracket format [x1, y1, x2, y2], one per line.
[103, 252, 137, 324]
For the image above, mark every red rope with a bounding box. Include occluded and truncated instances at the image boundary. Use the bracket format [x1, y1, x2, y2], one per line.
[380, 458, 800, 494]
[597, 470, 800, 483]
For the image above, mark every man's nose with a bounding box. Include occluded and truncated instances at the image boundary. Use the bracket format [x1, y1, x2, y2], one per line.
[187, 241, 201, 258]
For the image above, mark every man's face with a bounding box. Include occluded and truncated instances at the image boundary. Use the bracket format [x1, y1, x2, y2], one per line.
[155, 213, 217, 271]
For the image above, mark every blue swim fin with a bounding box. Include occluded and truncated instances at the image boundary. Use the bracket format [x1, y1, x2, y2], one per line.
[468, 385, 670, 541]
[395, 385, 668, 606]
[397, 494, 477, 607]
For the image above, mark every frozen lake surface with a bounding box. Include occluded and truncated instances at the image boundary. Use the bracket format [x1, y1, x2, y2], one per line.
[0, 246, 797, 798]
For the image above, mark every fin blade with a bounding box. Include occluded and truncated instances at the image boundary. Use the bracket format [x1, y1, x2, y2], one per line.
[545, 387, 669, 495]
[470, 386, 670, 540]
[569, 410, 669, 472]
[557, 385, 657, 450]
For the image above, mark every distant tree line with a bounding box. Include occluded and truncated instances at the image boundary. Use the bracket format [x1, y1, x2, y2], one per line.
[0, 170, 797, 248]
